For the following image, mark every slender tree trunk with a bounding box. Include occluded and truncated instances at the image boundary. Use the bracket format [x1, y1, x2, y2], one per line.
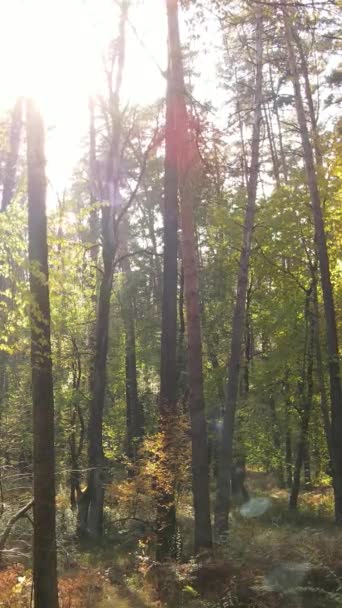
[156, 70, 179, 559]
[268, 63, 288, 184]
[289, 288, 314, 510]
[125, 311, 143, 464]
[88, 96, 99, 398]
[312, 281, 332, 461]
[166, 0, 212, 553]
[77, 98, 100, 533]
[269, 396, 285, 488]
[235, 74, 249, 188]
[243, 280, 253, 395]
[86, 245, 114, 538]
[146, 200, 162, 306]
[215, 12, 264, 537]
[283, 375, 293, 488]
[26, 99, 59, 608]
[69, 339, 84, 510]
[121, 230, 144, 464]
[289, 423, 305, 510]
[83, 2, 128, 539]
[284, 10, 342, 523]
[285, 428, 293, 489]
[303, 441, 312, 488]
[291, 25, 323, 168]
[124, 309, 143, 465]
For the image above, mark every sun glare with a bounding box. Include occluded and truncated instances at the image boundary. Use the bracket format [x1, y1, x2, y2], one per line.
[0, 0, 166, 192]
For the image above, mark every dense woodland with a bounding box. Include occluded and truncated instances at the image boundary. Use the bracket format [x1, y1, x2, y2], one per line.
[0, 0, 341, 606]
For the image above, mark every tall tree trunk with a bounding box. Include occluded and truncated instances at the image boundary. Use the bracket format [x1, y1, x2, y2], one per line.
[215, 12, 264, 537]
[166, 0, 212, 553]
[303, 440, 312, 488]
[77, 98, 100, 532]
[285, 428, 293, 489]
[125, 316, 143, 463]
[283, 375, 293, 488]
[243, 279, 253, 395]
[86, 256, 113, 538]
[121, 228, 144, 465]
[268, 62, 288, 184]
[235, 72, 249, 188]
[156, 71, 179, 558]
[26, 99, 59, 608]
[284, 10, 342, 523]
[82, 2, 128, 540]
[312, 281, 332, 461]
[269, 396, 285, 488]
[291, 25, 323, 168]
[125, 305, 143, 465]
[289, 288, 315, 510]
[69, 338, 84, 510]
[88, 96, 99, 399]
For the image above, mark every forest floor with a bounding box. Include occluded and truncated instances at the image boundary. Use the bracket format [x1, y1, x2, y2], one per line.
[1, 471, 342, 607]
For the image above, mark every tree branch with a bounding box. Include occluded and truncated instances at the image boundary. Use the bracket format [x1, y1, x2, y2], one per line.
[0, 499, 34, 559]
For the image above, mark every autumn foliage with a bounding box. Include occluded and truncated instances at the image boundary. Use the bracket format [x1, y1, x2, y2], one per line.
[0, 566, 101, 608]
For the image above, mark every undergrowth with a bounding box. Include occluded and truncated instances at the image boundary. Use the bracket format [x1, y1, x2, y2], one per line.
[1, 474, 342, 607]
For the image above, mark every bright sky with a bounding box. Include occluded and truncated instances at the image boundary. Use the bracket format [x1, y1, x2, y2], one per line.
[0, 0, 338, 203]
[0, 0, 168, 194]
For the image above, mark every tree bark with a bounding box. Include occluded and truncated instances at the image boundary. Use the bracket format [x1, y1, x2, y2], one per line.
[166, 0, 212, 553]
[291, 24, 323, 167]
[26, 99, 59, 608]
[156, 71, 179, 558]
[215, 12, 264, 537]
[0, 499, 33, 563]
[243, 279, 253, 395]
[86, 235, 115, 538]
[312, 280, 332, 461]
[284, 10, 342, 523]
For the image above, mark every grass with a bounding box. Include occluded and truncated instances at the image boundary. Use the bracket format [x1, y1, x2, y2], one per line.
[60, 472, 342, 607]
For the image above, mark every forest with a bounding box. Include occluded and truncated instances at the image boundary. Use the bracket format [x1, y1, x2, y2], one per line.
[0, 0, 341, 606]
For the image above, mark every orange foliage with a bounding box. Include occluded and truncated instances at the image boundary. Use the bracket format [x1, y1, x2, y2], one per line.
[58, 570, 102, 608]
[0, 565, 29, 607]
[0, 566, 102, 608]
[107, 413, 191, 519]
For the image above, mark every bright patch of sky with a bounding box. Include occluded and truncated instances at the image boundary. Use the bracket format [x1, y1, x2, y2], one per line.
[0, 0, 168, 197]
[0, 0, 339, 203]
